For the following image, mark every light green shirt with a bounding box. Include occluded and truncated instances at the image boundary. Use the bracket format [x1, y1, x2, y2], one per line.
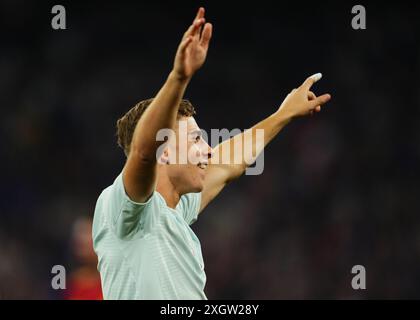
[92, 173, 206, 300]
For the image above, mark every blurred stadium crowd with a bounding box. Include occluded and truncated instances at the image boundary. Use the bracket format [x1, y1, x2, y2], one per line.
[0, 1, 419, 299]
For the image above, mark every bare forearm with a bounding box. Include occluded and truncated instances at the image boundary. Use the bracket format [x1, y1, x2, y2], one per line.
[212, 109, 292, 181]
[244, 109, 292, 162]
[130, 71, 189, 160]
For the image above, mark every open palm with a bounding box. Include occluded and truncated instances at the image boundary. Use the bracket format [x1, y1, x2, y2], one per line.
[173, 7, 212, 80]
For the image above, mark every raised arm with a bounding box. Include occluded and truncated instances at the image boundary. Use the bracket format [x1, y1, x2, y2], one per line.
[124, 7, 212, 202]
[200, 74, 331, 212]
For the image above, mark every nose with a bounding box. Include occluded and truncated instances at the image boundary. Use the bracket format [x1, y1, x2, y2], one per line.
[202, 141, 214, 159]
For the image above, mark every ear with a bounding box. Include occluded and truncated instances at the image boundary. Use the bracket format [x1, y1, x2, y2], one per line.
[159, 148, 170, 165]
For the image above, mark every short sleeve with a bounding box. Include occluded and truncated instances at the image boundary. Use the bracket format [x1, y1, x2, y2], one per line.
[178, 192, 202, 225]
[107, 173, 161, 239]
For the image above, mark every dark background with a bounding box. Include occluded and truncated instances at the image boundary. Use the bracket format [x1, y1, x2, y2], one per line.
[1, 0, 419, 299]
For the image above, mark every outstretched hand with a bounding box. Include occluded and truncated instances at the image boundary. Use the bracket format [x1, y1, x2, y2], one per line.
[172, 7, 212, 81]
[278, 73, 331, 119]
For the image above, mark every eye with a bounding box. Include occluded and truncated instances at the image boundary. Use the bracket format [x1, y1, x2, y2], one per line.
[194, 135, 201, 143]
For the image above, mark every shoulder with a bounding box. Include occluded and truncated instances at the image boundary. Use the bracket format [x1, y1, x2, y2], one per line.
[95, 173, 166, 239]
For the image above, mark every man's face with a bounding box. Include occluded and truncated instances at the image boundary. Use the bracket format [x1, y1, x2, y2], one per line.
[164, 116, 213, 194]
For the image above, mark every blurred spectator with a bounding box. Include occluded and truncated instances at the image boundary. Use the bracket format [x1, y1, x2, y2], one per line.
[65, 217, 102, 300]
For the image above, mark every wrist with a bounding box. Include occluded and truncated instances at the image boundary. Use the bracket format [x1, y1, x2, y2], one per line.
[168, 70, 192, 85]
[272, 108, 293, 126]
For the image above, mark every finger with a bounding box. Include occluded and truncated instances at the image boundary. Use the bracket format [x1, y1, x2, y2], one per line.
[192, 8, 206, 40]
[308, 93, 331, 108]
[183, 24, 195, 40]
[309, 106, 321, 116]
[308, 91, 316, 101]
[200, 23, 212, 49]
[192, 18, 206, 38]
[300, 73, 322, 91]
[191, 7, 205, 37]
[195, 7, 205, 21]
[183, 18, 206, 40]
[178, 36, 193, 54]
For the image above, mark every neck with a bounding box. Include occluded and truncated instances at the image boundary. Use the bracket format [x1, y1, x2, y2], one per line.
[156, 169, 181, 209]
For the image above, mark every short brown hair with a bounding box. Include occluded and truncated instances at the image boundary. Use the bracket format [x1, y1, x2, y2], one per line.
[116, 98, 196, 157]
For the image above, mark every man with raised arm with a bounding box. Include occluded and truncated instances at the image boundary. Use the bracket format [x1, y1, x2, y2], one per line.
[92, 7, 331, 300]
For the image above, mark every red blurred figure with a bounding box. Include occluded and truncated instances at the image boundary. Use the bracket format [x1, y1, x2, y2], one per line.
[65, 216, 103, 300]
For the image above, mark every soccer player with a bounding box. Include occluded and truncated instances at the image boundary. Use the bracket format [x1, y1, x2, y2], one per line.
[92, 7, 331, 299]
